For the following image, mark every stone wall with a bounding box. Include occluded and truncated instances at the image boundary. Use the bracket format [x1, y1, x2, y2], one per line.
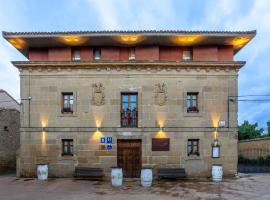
[0, 109, 20, 171]
[17, 64, 239, 178]
[238, 137, 270, 159]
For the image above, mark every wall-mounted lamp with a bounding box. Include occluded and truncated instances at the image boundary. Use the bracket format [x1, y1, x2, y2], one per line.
[96, 127, 100, 132]
[212, 139, 221, 158]
[218, 120, 226, 128]
[159, 127, 164, 132]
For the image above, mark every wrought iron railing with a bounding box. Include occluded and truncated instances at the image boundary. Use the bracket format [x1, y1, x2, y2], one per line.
[121, 110, 138, 127]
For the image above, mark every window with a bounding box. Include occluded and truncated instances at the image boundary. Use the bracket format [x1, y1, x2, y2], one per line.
[183, 50, 192, 61]
[93, 48, 101, 60]
[128, 48, 135, 60]
[72, 49, 80, 61]
[186, 93, 199, 113]
[121, 93, 138, 127]
[62, 93, 74, 113]
[62, 139, 73, 156]
[187, 139, 199, 156]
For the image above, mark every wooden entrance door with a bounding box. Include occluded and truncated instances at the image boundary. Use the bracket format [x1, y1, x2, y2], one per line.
[117, 140, 142, 178]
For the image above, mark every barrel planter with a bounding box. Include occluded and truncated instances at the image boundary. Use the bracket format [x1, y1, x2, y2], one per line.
[37, 163, 48, 180]
[212, 164, 223, 182]
[111, 167, 123, 187]
[141, 167, 153, 187]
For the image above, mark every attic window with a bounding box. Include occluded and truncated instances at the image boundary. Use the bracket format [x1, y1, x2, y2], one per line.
[94, 48, 101, 60]
[129, 48, 135, 60]
[183, 50, 192, 61]
[72, 49, 80, 61]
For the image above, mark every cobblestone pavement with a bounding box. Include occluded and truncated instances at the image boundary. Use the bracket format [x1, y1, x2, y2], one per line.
[0, 174, 270, 200]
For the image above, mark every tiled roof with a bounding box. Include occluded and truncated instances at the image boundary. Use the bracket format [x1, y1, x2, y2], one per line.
[2, 30, 257, 37]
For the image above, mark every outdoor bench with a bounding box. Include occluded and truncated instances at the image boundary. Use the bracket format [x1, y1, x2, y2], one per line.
[157, 168, 186, 180]
[74, 167, 103, 180]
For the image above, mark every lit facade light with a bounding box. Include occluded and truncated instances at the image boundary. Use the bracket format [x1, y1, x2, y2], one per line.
[230, 37, 251, 48]
[8, 38, 26, 49]
[115, 35, 144, 44]
[120, 35, 139, 43]
[58, 35, 86, 45]
[171, 35, 202, 45]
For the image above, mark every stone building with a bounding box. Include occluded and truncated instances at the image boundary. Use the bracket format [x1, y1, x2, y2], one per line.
[3, 30, 255, 178]
[0, 89, 20, 111]
[0, 90, 20, 172]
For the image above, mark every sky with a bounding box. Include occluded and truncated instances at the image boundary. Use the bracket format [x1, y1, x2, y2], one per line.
[0, 0, 270, 130]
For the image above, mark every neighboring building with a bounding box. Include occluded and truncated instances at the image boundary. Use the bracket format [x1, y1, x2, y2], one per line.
[239, 137, 270, 159]
[0, 89, 20, 111]
[0, 90, 20, 172]
[3, 30, 255, 178]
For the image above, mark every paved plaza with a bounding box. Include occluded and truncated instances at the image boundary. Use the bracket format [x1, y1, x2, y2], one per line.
[0, 174, 269, 200]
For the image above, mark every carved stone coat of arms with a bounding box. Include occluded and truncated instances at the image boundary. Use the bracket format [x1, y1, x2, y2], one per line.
[154, 82, 167, 106]
[92, 83, 105, 106]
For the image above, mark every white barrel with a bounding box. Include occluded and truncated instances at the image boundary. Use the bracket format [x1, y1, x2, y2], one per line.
[212, 164, 223, 182]
[141, 168, 152, 187]
[37, 164, 48, 180]
[111, 167, 123, 187]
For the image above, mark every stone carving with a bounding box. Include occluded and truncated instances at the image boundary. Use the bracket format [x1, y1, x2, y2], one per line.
[154, 82, 167, 106]
[92, 83, 105, 106]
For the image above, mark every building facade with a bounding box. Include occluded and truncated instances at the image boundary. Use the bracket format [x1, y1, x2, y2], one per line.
[3, 30, 255, 178]
[0, 90, 20, 172]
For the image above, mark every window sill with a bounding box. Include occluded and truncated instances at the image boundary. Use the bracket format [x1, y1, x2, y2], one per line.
[59, 155, 76, 161]
[185, 155, 202, 160]
[183, 112, 202, 117]
[58, 113, 77, 117]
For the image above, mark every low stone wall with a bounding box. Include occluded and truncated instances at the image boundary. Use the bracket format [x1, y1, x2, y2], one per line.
[238, 137, 270, 159]
[0, 109, 20, 172]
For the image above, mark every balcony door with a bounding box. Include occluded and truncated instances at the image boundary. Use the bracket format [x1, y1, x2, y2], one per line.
[121, 93, 138, 128]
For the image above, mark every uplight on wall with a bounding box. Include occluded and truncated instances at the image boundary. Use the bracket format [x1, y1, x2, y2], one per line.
[155, 126, 167, 139]
[92, 128, 104, 142]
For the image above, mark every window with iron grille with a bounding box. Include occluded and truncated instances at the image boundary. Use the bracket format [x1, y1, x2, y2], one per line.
[186, 92, 199, 113]
[121, 93, 138, 127]
[62, 139, 73, 156]
[62, 93, 74, 113]
[187, 139, 200, 156]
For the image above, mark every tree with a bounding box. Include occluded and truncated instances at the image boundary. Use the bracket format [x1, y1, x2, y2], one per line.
[267, 121, 270, 134]
[238, 120, 264, 140]
[262, 121, 270, 137]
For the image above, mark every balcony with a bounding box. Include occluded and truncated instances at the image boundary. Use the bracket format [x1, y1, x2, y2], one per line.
[121, 109, 138, 128]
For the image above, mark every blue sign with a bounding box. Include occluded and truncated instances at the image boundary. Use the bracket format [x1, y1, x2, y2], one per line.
[100, 137, 106, 144]
[106, 137, 113, 144]
[106, 144, 113, 150]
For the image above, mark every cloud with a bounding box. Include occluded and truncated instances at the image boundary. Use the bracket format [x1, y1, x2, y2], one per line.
[0, 0, 270, 129]
[86, 0, 121, 29]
